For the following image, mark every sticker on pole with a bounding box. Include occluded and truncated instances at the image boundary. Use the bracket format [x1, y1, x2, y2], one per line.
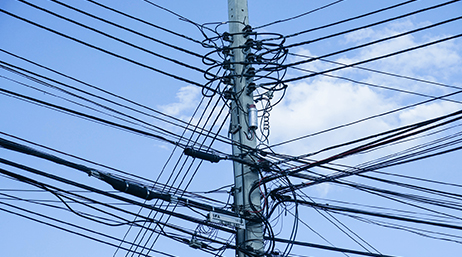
[208, 211, 246, 229]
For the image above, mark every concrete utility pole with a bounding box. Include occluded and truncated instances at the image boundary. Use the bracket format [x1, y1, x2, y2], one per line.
[228, 0, 264, 256]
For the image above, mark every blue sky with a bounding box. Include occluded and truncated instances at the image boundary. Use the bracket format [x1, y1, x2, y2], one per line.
[1, 1, 462, 257]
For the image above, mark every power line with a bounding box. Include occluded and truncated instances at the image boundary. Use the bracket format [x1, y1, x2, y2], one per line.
[0, 87, 184, 147]
[267, 87, 462, 150]
[50, 0, 217, 64]
[282, 0, 418, 39]
[253, 0, 346, 30]
[264, 32, 462, 86]
[0, 49, 233, 147]
[288, 52, 462, 91]
[282, 15, 462, 71]
[0, 8, 218, 94]
[282, 0, 460, 47]
[86, 0, 205, 46]
[19, 0, 215, 77]
[290, 66, 462, 104]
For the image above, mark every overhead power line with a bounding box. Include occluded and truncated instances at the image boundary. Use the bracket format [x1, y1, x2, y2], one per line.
[0, 87, 183, 147]
[19, 0, 214, 77]
[283, 15, 462, 70]
[291, 66, 462, 104]
[86, 0, 205, 45]
[282, 0, 418, 38]
[0, 8, 218, 94]
[268, 87, 462, 150]
[289, 52, 462, 91]
[0, 49, 233, 147]
[268, 33, 462, 86]
[254, 0, 346, 30]
[283, 0, 460, 48]
[50, 0, 217, 64]
[0, 158, 236, 234]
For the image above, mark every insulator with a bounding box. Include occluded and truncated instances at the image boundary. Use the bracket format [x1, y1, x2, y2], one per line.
[242, 25, 253, 37]
[262, 111, 270, 132]
[223, 87, 234, 100]
[248, 104, 258, 130]
[222, 32, 232, 42]
[221, 46, 231, 56]
[246, 53, 256, 63]
[222, 59, 232, 70]
[244, 67, 255, 78]
[246, 82, 256, 95]
[221, 75, 233, 85]
[245, 38, 254, 48]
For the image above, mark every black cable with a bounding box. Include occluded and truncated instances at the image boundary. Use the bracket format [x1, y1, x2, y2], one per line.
[295, 190, 381, 255]
[283, 0, 418, 39]
[282, 0, 460, 48]
[276, 22, 462, 85]
[292, 199, 462, 231]
[121, 81, 230, 255]
[289, 52, 462, 91]
[19, 1, 215, 77]
[0, 134, 235, 216]
[269, 109, 462, 193]
[0, 72, 185, 142]
[86, 0, 205, 45]
[126, 98, 217, 255]
[290, 66, 462, 104]
[336, 179, 462, 222]
[0, 171, 238, 250]
[51, 0, 217, 64]
[139, 97, 231, 256]
[268, 236, 397, 257]
[0, 61, 227, 148]
[254, 0, 346, 30]
[0, 87, 184, 147]
[267, 87, 462, 150]
[0, 131, 220, 204]
[0, 8, 218, 94]
[0, 49, 233, 147]
[0, 159, 235, 234]
[0, 202, 177, 257]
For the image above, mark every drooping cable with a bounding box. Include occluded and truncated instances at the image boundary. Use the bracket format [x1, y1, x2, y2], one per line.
[253, 0, 346, 30]
[0, 8, 218, 94]
[282, 0, 418, 39]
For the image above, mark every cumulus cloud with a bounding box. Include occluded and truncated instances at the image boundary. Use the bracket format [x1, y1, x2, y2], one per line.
[268, 19, 462, 163]
[158, 85, 201, 117]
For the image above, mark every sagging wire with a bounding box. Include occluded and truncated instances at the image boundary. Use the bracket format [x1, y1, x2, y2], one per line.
[198, 23, 288, 148]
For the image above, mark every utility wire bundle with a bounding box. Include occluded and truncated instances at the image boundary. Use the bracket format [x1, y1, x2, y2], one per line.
[1, 0, 462, 257]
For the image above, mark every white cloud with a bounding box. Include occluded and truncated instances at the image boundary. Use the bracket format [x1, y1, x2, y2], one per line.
[344, 28, 375, 43]
[158, 85, 201, 117]
[266, 19, 462, 167]
[399, 101, 460, 125]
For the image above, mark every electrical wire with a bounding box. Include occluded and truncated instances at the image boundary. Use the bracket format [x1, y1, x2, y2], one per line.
[0, 8, 218, 94]
[0, 49, 234, 147]
[282, 0, 418, 39]
[86, 0, 205, 45]
[283, 15, 462, 69]
[50, 0, 217, 64]
[267, 76, 462, 150]
[289, 52, 462, 91]
[282, 0, 460, 47]
[290, 66, 462, 104]
[253, 0, 346, 30]
[20, 0, 216, 78]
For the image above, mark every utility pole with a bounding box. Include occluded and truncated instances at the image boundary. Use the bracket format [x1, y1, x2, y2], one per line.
[228, 0, 264, 256]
